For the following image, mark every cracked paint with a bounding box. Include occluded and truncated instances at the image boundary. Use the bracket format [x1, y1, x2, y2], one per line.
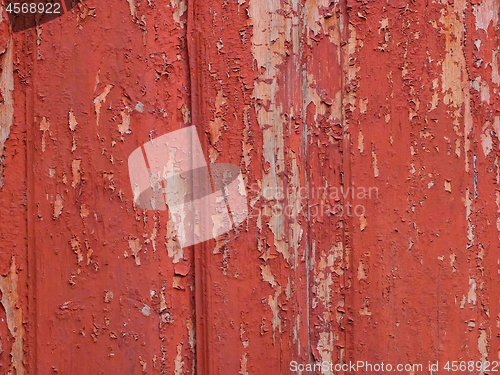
[3, 0, 500, 372]
[0, 257, 25, 375]
[0, 35, 13, 176]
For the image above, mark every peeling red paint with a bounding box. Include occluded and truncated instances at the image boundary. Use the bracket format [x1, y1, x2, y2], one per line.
[0, 0, 499, 373]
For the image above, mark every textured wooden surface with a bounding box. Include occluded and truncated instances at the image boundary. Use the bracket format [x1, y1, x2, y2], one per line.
[0, 0, 499, 374]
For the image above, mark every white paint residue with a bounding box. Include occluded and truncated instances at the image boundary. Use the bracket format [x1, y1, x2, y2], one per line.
[360, 214, 368, 231]
[439, 2, 473, 171]
[492, 50, 500, 85]
[268, 286, 282, 342]
[118, 110, 131, 135]
[468, 276, 477, 305]
[141, 305, 151, 317]
[240, 353, 249, 375]
[316, 332, 334, 375]
[493, 117, 500, 144]
[357, 261, 367, 280]
[171, 0, 187, 27]
[249, 0, 293, 263]
[40, 117, 50, 153]
[128, 237, 142, 265]
[53, 194, 64, 219]
[126, 0, 136, 17]
[372, 149, 379, 177]
[93, 84, 113, 127]
[445, 180, 452, 193]
[478, 329, 489, 366]
[358, 130, 364, 153]
[466, 188, 473, 245]
[481, 81, 491, 103]
[208, 89, 226, 162]
[186, 318, 195, 373]
[481, 131, 493, 156]
[473, 0, 500, 31]
[69, 110, 78, 131]
[174, 342, 184, 375]
[0, 36, 13, 166]
[0, 257, 25, 375]
[261, 264, 277, 287]
[496, 191, 500, 237]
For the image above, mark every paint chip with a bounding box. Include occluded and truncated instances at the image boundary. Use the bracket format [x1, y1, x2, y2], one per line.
[261, 264, 277, 287]
[128, 237, 141, 266]
[104, 291, 113, 303]
[70, 237, 83, 264]
[53, 194, 63, 219]
[481, 131, 493, 156]
[71, 159, 81, 188]
[135, 102, 144, 113]
[69, 110, 78, 131]
[468, 277, 477, 305]
[118, 110, 131, 135]
[444, 180, 452, 193]
[371, 149, 379, 177]
[357, 261, 367, 280]
[141, 305, 151, 317]
[94, 84, 113, 127]
[40, 117, 50, 152]
[0, 257, 25, 375]
[80, 204, 89, 218]
[360, 215, 367, 231]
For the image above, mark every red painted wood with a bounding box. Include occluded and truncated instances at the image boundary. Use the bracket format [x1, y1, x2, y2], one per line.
[0, 0, 499, 374]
